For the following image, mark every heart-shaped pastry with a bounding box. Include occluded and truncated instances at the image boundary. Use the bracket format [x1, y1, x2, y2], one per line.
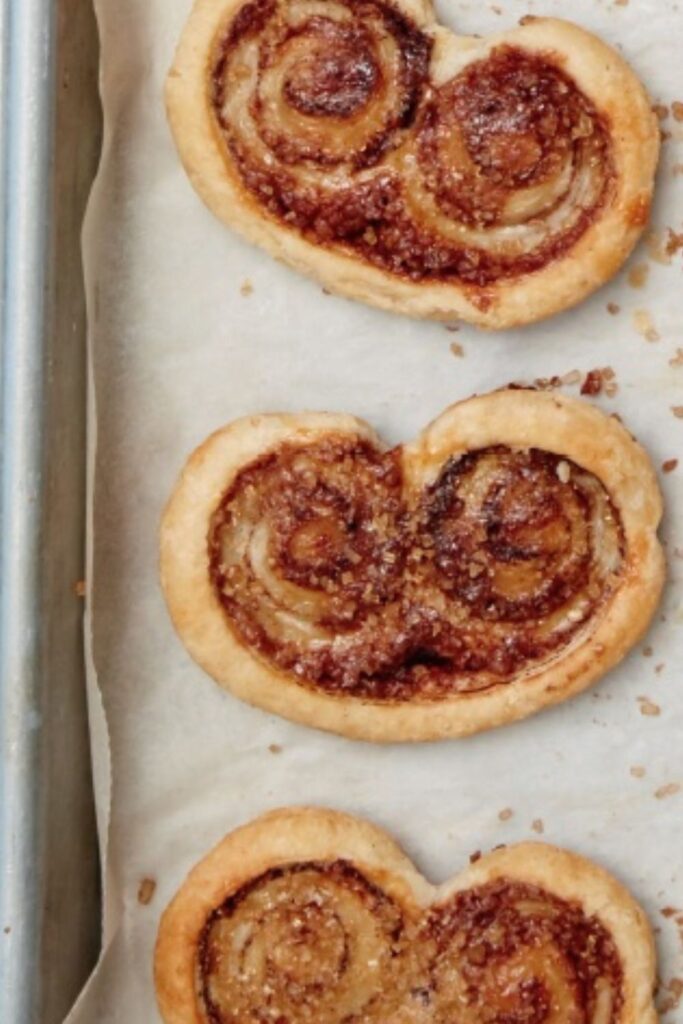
[154, 807, 656, 1024]
[160, 389, 664, 742]
[165, 0, 658, 328]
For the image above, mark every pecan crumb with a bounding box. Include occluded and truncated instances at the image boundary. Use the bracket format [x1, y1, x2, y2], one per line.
[661, 907, 680, 919]
[673, 163, 683, 177]
[643, 646, 653, 657]
[240, 279, 254, 297]
[74, 579, 87, 598]
[606, 301, 620, 315]
[669, 348, 683, 367]
[673, 102, 683, 123]
[638, 696, 661, 716]
[663, 459, 679, 473]
[268, 743, 283, 754]
[449, 342, 464, 357]
[444, 322, 460, 333]
[531, 819, 545, 834]
[655, 663, 666, 675]
[672, 406, 683, 419]
[498, 808, 514, 822]
[137, 878, 157, 906]
[630, 765, 646, 778]
[581, 369, 603, 395]
[655, 783, 680, 800]
[653, 103, 669, 121]
[469, 850, 482, 864]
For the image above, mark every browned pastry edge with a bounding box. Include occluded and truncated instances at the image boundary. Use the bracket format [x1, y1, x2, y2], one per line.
[159, 390, 664, 742]
[166, 2, 659, 328]
[154, 807, 657, 1024]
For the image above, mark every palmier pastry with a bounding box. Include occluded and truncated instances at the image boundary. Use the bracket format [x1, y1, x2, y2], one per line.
[155, 807, 657, 1024]
[160, 389, 664, 742]
[165, 1, 659, 328]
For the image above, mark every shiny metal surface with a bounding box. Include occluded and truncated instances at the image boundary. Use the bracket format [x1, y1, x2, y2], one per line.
[0, 0, 101, 1021]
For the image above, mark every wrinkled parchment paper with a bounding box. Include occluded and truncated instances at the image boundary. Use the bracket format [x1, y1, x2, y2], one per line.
[68, 0, 683, 1019]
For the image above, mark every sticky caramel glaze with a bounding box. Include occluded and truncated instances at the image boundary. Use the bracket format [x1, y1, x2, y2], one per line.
[422, 880, 623, 1023]
[211, 0, 615, 285]
[198, 861, 409, 1024]
[208, 439, 624, 701]
[197, 867, 623, 1024]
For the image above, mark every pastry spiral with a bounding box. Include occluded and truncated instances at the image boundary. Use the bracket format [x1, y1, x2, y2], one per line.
[160, 390, 664, 741]
[166, 1, 659, 327]
[154, 808, 657, 1024]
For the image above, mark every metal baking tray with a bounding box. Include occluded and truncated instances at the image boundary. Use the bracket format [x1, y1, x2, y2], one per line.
[0, 1, 102, 1021]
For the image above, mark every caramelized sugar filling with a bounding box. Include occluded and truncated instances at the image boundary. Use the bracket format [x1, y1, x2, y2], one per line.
[210, 0, 614, 285]
[198, 864, 623, 1023]
[207, 437, 624, 701]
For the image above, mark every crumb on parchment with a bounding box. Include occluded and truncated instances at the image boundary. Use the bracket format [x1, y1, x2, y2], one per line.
[663, 459, 679, 473]
[638, 696, 661, 717]
[672, 406, 683, 419]
[670, 348, 683, 367]
[74, 580, 86, 598]
[531, 819, 544, 834]
[630, 765, 646, 779]
[655, 783, 681, 800]
[658, 978, 683, 1014]
[268, 743, 283, 754]
[498, 808, 513, 822]
[240, 279, 254, 297]
[633, 309, 660, 343]
[137, 878, 156, 906]
[666, 229, 683, 257]
[580, 367, 618, 398]
[646, 230, 673, 265]
[607, 301, 620, 315]
[449, 341, 464, 357]
[627, 263, 649, 288]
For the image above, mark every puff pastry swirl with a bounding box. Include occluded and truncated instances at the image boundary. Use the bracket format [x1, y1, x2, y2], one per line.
[155, 807, 657, 1024]
[166, 1, 659, 328]
[160, 389, 664, 742]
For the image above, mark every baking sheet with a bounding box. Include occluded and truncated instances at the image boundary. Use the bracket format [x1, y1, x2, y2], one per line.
[70, 0, 683, 1019]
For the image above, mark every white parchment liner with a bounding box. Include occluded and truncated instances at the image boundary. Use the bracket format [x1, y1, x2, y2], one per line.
[67, 0, 683, 1019]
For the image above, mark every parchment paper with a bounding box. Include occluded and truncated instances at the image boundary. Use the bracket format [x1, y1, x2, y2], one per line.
[68, 0, 683, 1019]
